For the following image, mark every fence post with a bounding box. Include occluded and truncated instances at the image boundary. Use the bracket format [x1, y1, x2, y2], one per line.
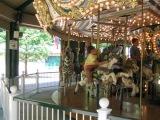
[0, 74, 5, 108]
[36, 69, 39, 93]
[1, 74, 4, 81]
[9, 85, 18, 120]
[21, 71, 25, 94]
[97, 98, 112, 120]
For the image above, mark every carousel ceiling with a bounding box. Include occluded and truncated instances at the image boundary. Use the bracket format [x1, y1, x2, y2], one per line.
[0, 0, 160, 42]
[33, 0, 160, 42]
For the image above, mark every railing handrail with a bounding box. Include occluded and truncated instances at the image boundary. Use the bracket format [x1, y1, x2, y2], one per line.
[13, 71, 59, 79]
[14, 97, 72, 112]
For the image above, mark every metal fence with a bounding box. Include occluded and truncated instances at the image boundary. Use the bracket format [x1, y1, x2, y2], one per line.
[13, 71, 60, 94]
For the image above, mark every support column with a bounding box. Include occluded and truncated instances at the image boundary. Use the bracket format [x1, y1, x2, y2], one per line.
[6, 22, 19, 87]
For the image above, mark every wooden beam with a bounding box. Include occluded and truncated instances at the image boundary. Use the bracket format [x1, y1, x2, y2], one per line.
[149, 0, 160, 11]
[21, 13, 40, 28]
[0, 19, 10, 30]
[0, 2, 16, 22]
[100, 5, 150, 19]
[16, 0, 34, 11]
[93, 21, 128, 27]
[0, 2, 40, 29]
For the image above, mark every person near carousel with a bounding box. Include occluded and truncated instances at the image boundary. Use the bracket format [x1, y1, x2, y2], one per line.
[130, 38, 141, 67]
[84, 46, 104, 84]
[130, 38, 141, 85]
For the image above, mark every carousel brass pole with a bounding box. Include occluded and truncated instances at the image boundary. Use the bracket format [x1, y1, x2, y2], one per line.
[124, 16, 128, 55]
[78, 33, 80, 56]
[112, 28, 115, 45]
[67, 24, 71, 48]
[140, 0, 145, 118]
[96, 5, 100, 107]
[96, 5, 100, 49]
[91, 25, 94, 44]
[91, 15, 94, 43]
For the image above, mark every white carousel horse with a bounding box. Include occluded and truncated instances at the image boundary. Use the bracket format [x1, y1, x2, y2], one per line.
[117, 59, 139, 96]
[101, 59, 139, 96]
[74, 58, 118, 95]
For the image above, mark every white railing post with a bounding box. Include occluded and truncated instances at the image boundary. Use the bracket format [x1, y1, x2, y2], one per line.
[1, 74, 4, 81]
[0, 74, 5, 107]
[9, 85, 18, 120]
[36, 69, 39, 93]
[97, 98, 112, 120]
[21, 71, 25, 94]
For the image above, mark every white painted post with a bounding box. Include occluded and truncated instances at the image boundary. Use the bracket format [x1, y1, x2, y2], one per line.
[9, 85, 18, 120]
[97, 98, 112, 120]
[21, 71, 25, 94]
[36, 69, 39, 93]
[0, 74, 5, 107]
[1, 74, 4, 81]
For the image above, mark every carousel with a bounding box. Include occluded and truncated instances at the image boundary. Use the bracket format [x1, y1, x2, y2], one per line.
[33, 0, 160, 119]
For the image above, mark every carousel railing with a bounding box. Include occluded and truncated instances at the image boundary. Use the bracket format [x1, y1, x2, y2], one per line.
[0, 73, 134, 120]
[14, 93, 130, 120]
[13, 71, 60, 94]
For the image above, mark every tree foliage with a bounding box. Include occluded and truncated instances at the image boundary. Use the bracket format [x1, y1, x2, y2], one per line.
[0, 28, 6, 43]
[19, 26, 53, 62]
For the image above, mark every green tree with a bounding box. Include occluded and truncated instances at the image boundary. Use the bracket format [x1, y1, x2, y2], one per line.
[0, 28, 6, 55]
[19, 26, 52, 74]
[0, 28, 6, 43]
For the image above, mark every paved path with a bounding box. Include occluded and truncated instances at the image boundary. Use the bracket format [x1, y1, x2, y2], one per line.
[0, 108, 3, 120]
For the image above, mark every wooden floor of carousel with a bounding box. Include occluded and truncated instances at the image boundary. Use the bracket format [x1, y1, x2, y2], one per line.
[25, 86, 160, 120]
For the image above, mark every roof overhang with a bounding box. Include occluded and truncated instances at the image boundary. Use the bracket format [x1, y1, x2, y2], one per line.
[0, 2, 40, 30]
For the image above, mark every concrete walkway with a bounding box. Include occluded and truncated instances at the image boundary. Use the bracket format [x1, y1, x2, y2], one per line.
[0, 108, 3, 120]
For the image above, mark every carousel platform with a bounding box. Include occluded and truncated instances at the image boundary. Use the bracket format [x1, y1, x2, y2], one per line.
[15, 86, 160, 120]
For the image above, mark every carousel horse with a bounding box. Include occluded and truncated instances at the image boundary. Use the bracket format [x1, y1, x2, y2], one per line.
[100, 58, 139, 97]
[61, 48, 74, 86]
[97, 46, 139, 97]
[74, 57, 118, 96]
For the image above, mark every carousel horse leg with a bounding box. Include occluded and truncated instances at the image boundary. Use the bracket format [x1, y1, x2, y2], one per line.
[86, 82, 95, 98]
[101, 72, 116, 96]
[69, 72, 75, 86]
[121, 77, 139, 97]
[74, 78, 87, 94]
[63, 73, 68, 96]
[60, 72, 66, 87]
[131, 84, 139, 96]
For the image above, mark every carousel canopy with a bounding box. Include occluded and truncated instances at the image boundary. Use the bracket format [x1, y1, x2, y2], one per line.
[32, 0, 160, 38]
[0, 0, 160, 43]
